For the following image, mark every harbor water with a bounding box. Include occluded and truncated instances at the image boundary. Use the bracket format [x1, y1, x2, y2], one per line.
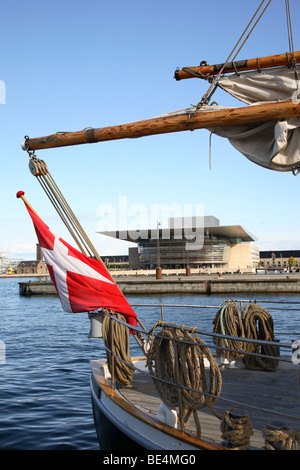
[0, 276, 299, 450]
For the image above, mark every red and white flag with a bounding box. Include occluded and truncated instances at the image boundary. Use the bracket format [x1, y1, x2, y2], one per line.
[17, 192, 137, 328]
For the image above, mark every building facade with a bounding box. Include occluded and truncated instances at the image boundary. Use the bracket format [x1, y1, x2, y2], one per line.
[259, 250, 300, 270]
[16, 244, 48, 275]
[16, 260, 48, 275]
[100, 216, 259, 273]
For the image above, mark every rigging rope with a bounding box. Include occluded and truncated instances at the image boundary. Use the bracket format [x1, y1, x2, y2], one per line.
[285, 0, 299, 82]
[198, 0, 273, 106]
[27, 152, 101, 260]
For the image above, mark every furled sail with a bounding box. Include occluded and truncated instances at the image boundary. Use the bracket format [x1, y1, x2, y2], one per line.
[208, 65, 300, 172]
[21, 66, 300, 172]
[217, 66, 300, 104]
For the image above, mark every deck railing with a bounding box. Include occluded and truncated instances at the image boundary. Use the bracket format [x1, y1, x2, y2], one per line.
[97, 299, 300, 439]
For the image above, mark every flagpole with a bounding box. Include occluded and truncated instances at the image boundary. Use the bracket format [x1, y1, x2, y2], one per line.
[16, 190, 40, 217]
[16, 190, 116, 278]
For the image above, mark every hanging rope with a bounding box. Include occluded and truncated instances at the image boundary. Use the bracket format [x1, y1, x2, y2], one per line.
[102, 313, 135, 386]
[212, 301, 246, 360]
[220, 407, 253, 450]
[242, 304, 279, 371]
[262, 424, 300, 450]
[146, 322, 222, 438]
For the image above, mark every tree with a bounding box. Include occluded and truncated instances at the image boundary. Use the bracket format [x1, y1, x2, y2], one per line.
[288, 256, 296, 267]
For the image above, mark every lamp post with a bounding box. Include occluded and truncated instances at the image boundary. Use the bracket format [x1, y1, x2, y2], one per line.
[156, 221, 162, 279]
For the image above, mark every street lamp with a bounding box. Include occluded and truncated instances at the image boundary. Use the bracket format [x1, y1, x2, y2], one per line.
[156, 221, 162, 279]
[156, 221, 161, 268]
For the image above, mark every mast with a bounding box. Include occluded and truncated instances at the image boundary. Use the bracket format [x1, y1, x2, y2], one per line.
[22, 99, 300, 152]
[174, 51, 300, 80]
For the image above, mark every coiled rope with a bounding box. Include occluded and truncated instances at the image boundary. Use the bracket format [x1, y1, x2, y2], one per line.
[220, 408, 253, 450]
[242, 304, 279, 372]
[212, 301, 279, 371]
[102, 313, 134, 386]
[212, 301, 246, 360]
[262, 424, 300, 450]
[146, 322, 222, 438]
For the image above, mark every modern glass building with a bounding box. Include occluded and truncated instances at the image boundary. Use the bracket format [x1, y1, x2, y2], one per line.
[100, 216, 258, 272]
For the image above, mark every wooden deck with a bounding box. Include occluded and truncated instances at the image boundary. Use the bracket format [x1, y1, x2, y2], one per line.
[118, 365, 300, 450]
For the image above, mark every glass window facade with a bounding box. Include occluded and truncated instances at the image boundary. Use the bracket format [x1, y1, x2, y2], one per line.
[138, 236, 230, 269]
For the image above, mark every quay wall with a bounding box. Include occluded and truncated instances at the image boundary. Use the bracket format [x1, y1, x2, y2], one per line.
[18, 274, 300, 296]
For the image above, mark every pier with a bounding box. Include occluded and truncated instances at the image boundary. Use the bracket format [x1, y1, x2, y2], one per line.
[17, 272, 300, 296]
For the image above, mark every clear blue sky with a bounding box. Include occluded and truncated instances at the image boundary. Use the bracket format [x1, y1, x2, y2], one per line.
[1, 0, 300, 260]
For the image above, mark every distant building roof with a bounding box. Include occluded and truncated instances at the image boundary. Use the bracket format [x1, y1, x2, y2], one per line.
[260, 250, 300, 258]
[17, 260, 41, 267]
[100, 225, 256, 243]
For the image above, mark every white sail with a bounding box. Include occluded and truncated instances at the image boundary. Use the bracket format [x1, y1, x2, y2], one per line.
[207, 66, 300, 172]
[218, 66, 300, 104]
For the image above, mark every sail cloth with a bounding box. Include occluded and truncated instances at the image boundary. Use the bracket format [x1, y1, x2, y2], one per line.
[153, 66, 300, 171]
[21, 198, 137, 327]
[217, 66, 300, 104]
[209, 65, 300, 172]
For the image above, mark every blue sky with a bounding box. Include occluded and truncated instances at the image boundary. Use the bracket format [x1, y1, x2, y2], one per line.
[1, 0, 300, 260]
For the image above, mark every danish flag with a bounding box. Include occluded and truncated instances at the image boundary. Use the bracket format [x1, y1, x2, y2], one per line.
[17, 191, 137, 328]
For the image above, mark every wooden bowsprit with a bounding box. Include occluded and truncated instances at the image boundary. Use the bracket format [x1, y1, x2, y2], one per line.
[21, 99, 300, 152]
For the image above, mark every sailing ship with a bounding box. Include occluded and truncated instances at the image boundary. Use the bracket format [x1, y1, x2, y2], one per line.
[18, 0, 300, 451]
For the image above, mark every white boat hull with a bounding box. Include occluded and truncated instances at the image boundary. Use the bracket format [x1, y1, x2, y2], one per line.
[90, 359, 220, 451]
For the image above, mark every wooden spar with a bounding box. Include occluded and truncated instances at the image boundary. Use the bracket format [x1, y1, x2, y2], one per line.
[22, 99, 300, 152]
[174, 51, 300, 80]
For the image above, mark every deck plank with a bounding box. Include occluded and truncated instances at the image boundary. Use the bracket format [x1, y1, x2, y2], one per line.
[118, 366, 300, 450]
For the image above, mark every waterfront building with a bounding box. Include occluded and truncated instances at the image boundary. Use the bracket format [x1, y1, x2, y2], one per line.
[99, 216, 259, 273]
[16, 244, 48, 275]
[0, 253, 8, 274]
[259, 250, 300, 270]
[0, 252, 24, 274]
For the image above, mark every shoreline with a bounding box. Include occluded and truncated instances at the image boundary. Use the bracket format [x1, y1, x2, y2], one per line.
[14, 272, 300, 296]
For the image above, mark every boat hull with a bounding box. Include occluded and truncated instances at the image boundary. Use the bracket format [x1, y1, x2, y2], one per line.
[90, 378, 144, 450]
[90, 359, 223, 451]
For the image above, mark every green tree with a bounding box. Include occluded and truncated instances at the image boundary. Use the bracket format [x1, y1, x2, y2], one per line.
[288, 256, 296, 266]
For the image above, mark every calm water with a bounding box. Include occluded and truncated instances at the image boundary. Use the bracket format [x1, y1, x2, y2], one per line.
[0, 277, 299, 450]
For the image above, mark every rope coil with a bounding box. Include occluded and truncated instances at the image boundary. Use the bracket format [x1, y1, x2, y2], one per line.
[102, 313, 134, 386]
[212, 302, 279, 371]
[262, 424, 300, 450]
[213, 301, 246, 360]
[146, 323, 222, 437]
[242, 304, 279, 371]
[220, 408, 253, 450]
